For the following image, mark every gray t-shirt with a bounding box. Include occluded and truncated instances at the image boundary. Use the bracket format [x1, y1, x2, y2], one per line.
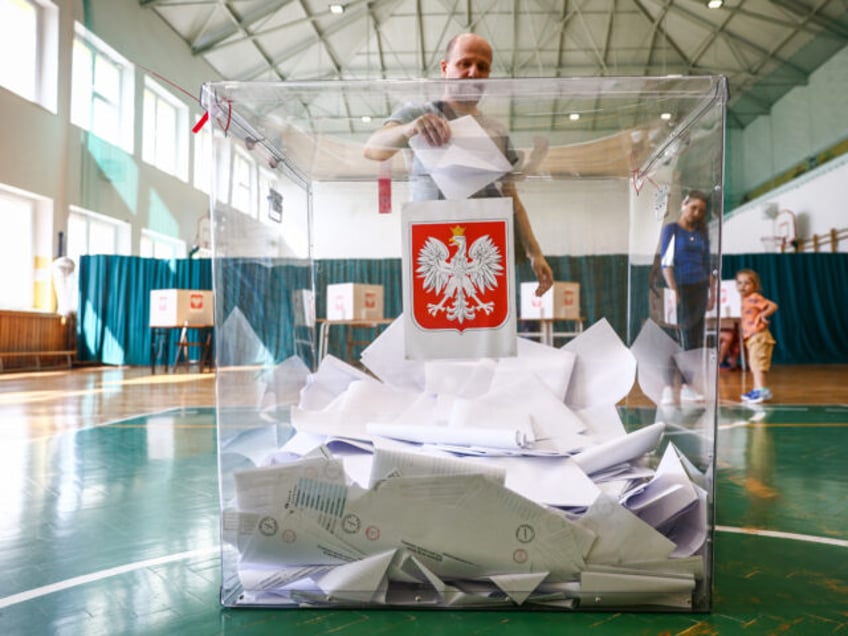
[387, 101, 520, 201]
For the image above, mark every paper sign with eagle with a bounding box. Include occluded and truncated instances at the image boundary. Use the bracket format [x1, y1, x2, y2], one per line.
[401, 198, 516, 360]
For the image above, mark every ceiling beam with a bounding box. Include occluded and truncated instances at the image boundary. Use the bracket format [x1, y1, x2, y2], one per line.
[640, 0, 673, 73]
[769, 0, 848, 40]
[663, 0, 810, 81]
[191, 0, 295, 55]
[631, 0, 696, 72]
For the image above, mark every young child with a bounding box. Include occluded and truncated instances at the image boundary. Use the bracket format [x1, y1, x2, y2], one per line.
[736, 269, 778, 403]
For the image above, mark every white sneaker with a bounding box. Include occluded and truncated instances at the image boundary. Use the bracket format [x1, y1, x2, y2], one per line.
[660, 386, 675, 405]
[680, 384, 704, 402]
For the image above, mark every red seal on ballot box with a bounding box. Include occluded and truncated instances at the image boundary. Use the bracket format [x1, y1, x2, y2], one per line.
[410, 220, 508, 333]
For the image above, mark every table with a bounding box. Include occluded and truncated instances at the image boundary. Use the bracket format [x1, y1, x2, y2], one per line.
[518, 317, 584, 347]
[150, 324, 214, 374]
[317, 318, 394, 363]
[707, 316, 746, 370]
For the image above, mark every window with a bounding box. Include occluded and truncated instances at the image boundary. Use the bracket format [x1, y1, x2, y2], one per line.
[230, 147, 257, 216]
[71, 23, 134, 151]
[0, 184, 53, 311]
[0, 0, 58, 111]
[140, 228, 186, 260]
[0, 189, 36, 310]
[142, 76, 189, 181]
[66, 207, 131, 268]
[193, 121, 228, 200]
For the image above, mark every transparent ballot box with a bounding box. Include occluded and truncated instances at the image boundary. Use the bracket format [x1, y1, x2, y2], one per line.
[203, 75, 726, 611]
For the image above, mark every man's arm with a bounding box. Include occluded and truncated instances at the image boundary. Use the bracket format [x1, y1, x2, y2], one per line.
[363, 114, 452, 161]
[502, 180, 553, 297]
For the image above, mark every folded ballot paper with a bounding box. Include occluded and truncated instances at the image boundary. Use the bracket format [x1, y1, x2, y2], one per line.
[222, 316, 711, 608]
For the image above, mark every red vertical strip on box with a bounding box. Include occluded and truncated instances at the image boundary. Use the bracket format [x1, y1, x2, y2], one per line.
[378, 160, 392, 214]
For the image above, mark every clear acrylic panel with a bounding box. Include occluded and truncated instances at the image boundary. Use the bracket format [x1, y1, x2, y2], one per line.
[203, 75, 726, 610]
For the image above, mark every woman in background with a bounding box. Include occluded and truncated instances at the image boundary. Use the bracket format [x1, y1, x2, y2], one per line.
[659, 190, 716, 405]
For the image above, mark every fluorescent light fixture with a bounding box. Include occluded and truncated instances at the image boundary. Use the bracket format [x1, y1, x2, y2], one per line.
[660, 112, 672, 121]
[707, 0, 723, 8]
[361, 115, 372, 123]
[329, 3, 345, 14]
[569, 113, 580, 121]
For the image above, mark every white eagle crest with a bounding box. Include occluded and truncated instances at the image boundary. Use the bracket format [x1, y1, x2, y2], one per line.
[416, 225, 504, 323]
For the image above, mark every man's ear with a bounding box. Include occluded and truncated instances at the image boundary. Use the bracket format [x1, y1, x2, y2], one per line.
[440, 59, 448, 75]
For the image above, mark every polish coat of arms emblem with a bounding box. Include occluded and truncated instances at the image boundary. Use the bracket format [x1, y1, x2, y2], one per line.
[411, 220, 509, 332]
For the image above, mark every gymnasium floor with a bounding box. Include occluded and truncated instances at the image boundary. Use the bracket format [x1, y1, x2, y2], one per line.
[0, 366, 846, 635]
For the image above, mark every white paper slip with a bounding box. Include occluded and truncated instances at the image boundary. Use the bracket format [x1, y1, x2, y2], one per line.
[366, 422, 533, 450]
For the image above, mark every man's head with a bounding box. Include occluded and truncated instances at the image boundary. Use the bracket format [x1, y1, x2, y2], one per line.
[440, 34, 492, 108]
[441, 33, 493, 79]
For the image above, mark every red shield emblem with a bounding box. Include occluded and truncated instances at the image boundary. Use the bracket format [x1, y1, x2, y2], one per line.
[410, 220, 509, 333]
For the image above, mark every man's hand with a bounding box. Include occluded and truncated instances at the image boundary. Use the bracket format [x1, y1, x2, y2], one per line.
[531, 254, 554, 296]
[407, 113, 451, 146]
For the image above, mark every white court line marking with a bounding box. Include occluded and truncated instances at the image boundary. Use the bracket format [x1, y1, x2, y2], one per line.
[0, 546, 218, 609]
[3, 526, 847, 610]
[716, 525, 848, 548]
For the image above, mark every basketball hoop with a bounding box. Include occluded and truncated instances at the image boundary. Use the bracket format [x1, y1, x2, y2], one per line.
[774, 209, 797, 252]
[195, 214, 212, 251]
[760, 236, 785, 253]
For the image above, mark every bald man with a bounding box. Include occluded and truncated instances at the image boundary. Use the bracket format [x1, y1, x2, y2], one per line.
[364, 33, 553, 297]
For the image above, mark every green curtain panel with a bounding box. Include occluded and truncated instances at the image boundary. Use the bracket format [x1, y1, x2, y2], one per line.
[78, 255, 213, 366]
[77, 254, 848, 367]
[721, 253, 848, 364]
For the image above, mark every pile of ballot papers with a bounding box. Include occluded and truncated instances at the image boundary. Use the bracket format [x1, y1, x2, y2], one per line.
[219, 317, 712, 609]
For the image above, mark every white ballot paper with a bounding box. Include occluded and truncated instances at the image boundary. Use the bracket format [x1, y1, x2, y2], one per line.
[298, 355, 373, 411]
[577, 494, 676, 565]
[572, 421, 665, 476]
[496, 336, 576, 402]
[293, 377, 420, 441]
[367, 422, 533, 451]
[408, 115, 513, 200]
[673, 347, 711, 402]
[620, 443, 699, 529]
[368, 442, 507, 486]
[261, 355, 311, 407]
[562, 318, 637, 409]
[630, 318, 681, 406]
[360, 316, 426, 390]
[223, 287, 714, 608]
[339, 473, 596, 581]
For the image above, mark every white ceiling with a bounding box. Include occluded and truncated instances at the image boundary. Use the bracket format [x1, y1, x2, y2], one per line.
[141, 0, 848, 129]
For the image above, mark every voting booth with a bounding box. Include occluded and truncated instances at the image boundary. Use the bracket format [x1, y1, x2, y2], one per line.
[149, 289, 214, 327]
[203, 76, 726, 611]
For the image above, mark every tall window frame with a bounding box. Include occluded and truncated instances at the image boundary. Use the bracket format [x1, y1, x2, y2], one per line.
[0, 0, 58, 112]
[71, 22, 134, 152]
[193, 121, 229, 203]
[142, 75, 189, 182]
[230, 145, 257, 217]
[140, 228, 186, 260]
[0, 184, 52, 311]
[66, 206, 131, 267]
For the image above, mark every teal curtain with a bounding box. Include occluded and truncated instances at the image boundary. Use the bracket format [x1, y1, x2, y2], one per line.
[312, 259, 403, 361]
[314, 255, 631, 360]
[214, 258, 314, 367]
[78, 256, 212, 365]
[721, 254, 848, 364]
[77, 253, 848, 366]
[518, 254, 631, 337]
